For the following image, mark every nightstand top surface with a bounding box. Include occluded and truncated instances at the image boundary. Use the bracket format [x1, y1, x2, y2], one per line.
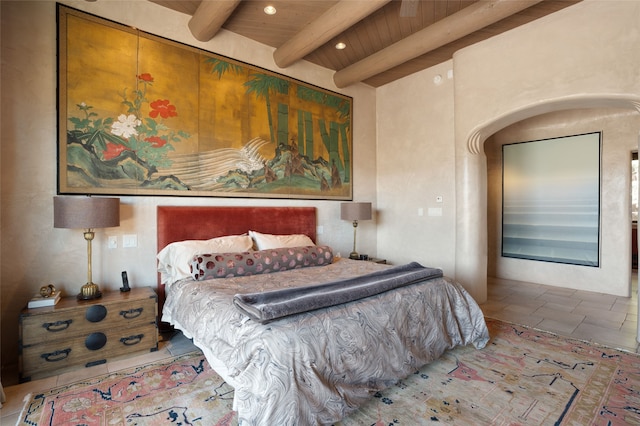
[21, 286, 156, 315]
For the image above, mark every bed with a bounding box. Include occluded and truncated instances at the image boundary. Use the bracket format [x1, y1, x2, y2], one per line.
[157, 206, 489, 425]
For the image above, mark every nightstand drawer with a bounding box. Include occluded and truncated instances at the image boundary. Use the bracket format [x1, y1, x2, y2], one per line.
[21, 296, 156, 345]
[21, 322, 157, 379]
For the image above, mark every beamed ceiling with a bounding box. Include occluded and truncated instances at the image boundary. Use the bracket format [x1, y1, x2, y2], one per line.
[149, 0, 581, 88]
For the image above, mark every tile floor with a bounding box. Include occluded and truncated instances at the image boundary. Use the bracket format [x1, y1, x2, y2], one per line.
[2, 274, 639, 424]
[480, 272, 640, 353]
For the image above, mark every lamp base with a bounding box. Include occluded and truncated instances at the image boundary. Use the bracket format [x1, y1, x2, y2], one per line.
[349, 252, 360, 260]
[77, 282, 102, 300]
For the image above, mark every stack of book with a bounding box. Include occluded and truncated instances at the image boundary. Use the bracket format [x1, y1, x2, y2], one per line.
[28, 291, 62, 308]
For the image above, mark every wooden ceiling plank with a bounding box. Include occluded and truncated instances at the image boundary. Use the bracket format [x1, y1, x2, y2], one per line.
[404, 1, 426, 34]
[363, 12, 387, 53]
[399, 0, 419, 18]
[342, 31, 369, 64]
[273, 0, 392, 69]
[333, 0, 544, 88]
[188, 0, 242, 42]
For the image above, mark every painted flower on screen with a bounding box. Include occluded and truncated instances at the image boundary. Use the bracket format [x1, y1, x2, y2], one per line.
[111, 114, 141, 138]
[67, 72, 190, 170]
[149, 99, 178, 119]
[103, 142, 128, 161]
[137, 73, 154, 83]
[145, 136, 167, 148]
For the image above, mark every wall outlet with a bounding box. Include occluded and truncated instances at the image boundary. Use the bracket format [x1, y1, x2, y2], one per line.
[108, 236, 117, 249]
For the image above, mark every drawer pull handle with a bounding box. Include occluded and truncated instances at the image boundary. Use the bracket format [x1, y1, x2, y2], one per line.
[41, 348, 71, 362]
[42, 319, 73, 332]
[120, 334, 144, 346]
[120, 308, 143, 319]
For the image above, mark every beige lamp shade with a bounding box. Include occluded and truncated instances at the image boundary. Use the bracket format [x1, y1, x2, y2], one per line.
[54, 196, 120, 229]
[340, 202, 372, 221]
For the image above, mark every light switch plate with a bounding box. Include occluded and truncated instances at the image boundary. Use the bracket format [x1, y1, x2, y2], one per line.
[123, 234, 137, 248]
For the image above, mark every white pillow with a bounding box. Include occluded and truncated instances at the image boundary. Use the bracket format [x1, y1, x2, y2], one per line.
[157, 235, 253, 285]
[248, 230, 315, 250]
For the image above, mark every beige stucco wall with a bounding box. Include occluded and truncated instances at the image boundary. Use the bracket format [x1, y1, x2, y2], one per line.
[486, 109, 640, 296]
[0, 0, 377, 382]
[376, 62, 456, 274]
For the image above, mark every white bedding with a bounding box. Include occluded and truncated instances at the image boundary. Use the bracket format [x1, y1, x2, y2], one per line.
[162, 258, 489, 425]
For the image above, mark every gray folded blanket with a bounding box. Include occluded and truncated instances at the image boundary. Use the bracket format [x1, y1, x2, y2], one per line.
[233, 262, 443, 323]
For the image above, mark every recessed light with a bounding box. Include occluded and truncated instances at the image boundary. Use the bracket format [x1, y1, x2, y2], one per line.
[264, 5, 276, 15]
[335, 42, 346, 50]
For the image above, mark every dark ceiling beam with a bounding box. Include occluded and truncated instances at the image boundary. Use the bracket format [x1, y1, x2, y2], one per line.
[273, 0, 391, 69]
[333, 0, 545, 88]
[188, 0, 242, 42]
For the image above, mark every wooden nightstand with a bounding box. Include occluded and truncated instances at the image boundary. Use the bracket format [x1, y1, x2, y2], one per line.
[19, 287, 158, 382]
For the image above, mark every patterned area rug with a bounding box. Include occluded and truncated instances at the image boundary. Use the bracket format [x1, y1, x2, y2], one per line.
[17, 318, 640, 425]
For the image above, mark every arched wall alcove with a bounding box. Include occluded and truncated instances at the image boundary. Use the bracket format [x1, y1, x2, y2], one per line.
[449, 0, 640, 303]
[455, 94, 640, 303]
[466, 95, 640, 156]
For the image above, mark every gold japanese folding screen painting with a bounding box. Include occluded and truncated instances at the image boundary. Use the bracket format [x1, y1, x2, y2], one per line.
[57, 5, 352, 200]
[502, 132, 601, 267]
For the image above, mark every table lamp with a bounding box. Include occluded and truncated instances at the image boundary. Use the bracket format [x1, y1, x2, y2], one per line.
[53, 196, 120, 300]
[340, 202, 372, 260]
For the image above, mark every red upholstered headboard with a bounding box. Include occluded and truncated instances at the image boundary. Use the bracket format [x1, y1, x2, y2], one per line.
[156, 206, 317, 329]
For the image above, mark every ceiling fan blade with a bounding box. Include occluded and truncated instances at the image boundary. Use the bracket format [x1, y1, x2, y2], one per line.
[399, 0, 419, 17]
